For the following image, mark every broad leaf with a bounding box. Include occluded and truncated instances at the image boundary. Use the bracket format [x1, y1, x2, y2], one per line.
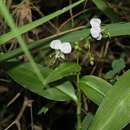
[79, 75, 112, 105]
[7, 63, 77, 102]
[105, 70, 115, 79]
[105, 58, 125, 79]
[42, 82, 77, 102]
[45, 63, 81, 84]
[112, 58, 125, 74]
[56, 82, 77, 102]
[88, 70, 130, 130]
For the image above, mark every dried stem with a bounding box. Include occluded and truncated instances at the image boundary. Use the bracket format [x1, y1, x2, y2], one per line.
[4, 97, 33, 130]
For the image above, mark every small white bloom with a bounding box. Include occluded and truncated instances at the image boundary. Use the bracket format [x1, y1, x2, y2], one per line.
[50, 40, 61, 50]
[90, 18, 101, 28]
[90, 17, 102, 40]
[91, 26, 101, 32]
[50, 40, 72, 54]
[90, 27, 101, 39]
[60, 42, 72, 54]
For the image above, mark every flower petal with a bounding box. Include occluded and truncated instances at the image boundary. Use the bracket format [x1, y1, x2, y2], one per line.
[90, 27, 101, 33]
[50, 40, 62, 50]
[60, 42, 72, 54]
[90, 18, 101, 28]
[97, 34, 102, 40]
[90, 28, 101, 38]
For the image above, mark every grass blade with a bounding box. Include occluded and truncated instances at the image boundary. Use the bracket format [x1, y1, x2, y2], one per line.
[0, 0, 85, 45]
[91, 0, 120, 22]
[0, 1, 45, 86]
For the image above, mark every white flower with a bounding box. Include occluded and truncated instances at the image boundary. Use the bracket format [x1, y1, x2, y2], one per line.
[90, 18, 102, 40]
[90, 27, 101, 38]
[90, 18, 101, 28]
[90, 27, 102, 40]
[50, 40, 61, 50]
[60, 42, 72, 54]
[50, 40, 72, 54]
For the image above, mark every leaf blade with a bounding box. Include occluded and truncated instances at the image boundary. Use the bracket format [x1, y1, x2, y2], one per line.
[7, 63, 76, 101]
[45, 63, 81, 84]
[88, 70, 130, 130]
[79, 75, 112, 105]
[91, 0, 120, 22]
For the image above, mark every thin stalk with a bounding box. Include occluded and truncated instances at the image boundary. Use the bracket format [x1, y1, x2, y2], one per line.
[69, 0, 74, 27]
[76, 52, 82, 130]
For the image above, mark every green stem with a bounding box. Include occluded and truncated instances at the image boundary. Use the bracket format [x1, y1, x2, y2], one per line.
[76, 52, 82, 130]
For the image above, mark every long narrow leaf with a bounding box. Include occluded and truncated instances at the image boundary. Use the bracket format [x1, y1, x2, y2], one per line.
[91, 0, 120, 22]
[0, 0, 85, 45]
[1, 22, 130, 62]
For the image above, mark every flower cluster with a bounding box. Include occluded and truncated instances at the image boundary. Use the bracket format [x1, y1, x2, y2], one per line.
[50, 40, 72, 54]
[90, 18, 102, 40]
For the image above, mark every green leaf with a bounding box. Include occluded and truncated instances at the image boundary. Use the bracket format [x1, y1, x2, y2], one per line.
[91, 0, 120, 22]
[45, 63, 81, 84]
[42, 82, 77, 102]
[82, 113, 94, 130]
[103, 22, 130, 37]
[105, 70, 115, 79]
[79, 75, 112, 105]
[38, 102, 56, 115]
[38, 106, 49, 115]
[7, 63, 77, 101]
[105, 58, 126, 79]
[56, 82, 77, 102]
[112, 58, 126, 74]
[88, 70, 130, 130]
